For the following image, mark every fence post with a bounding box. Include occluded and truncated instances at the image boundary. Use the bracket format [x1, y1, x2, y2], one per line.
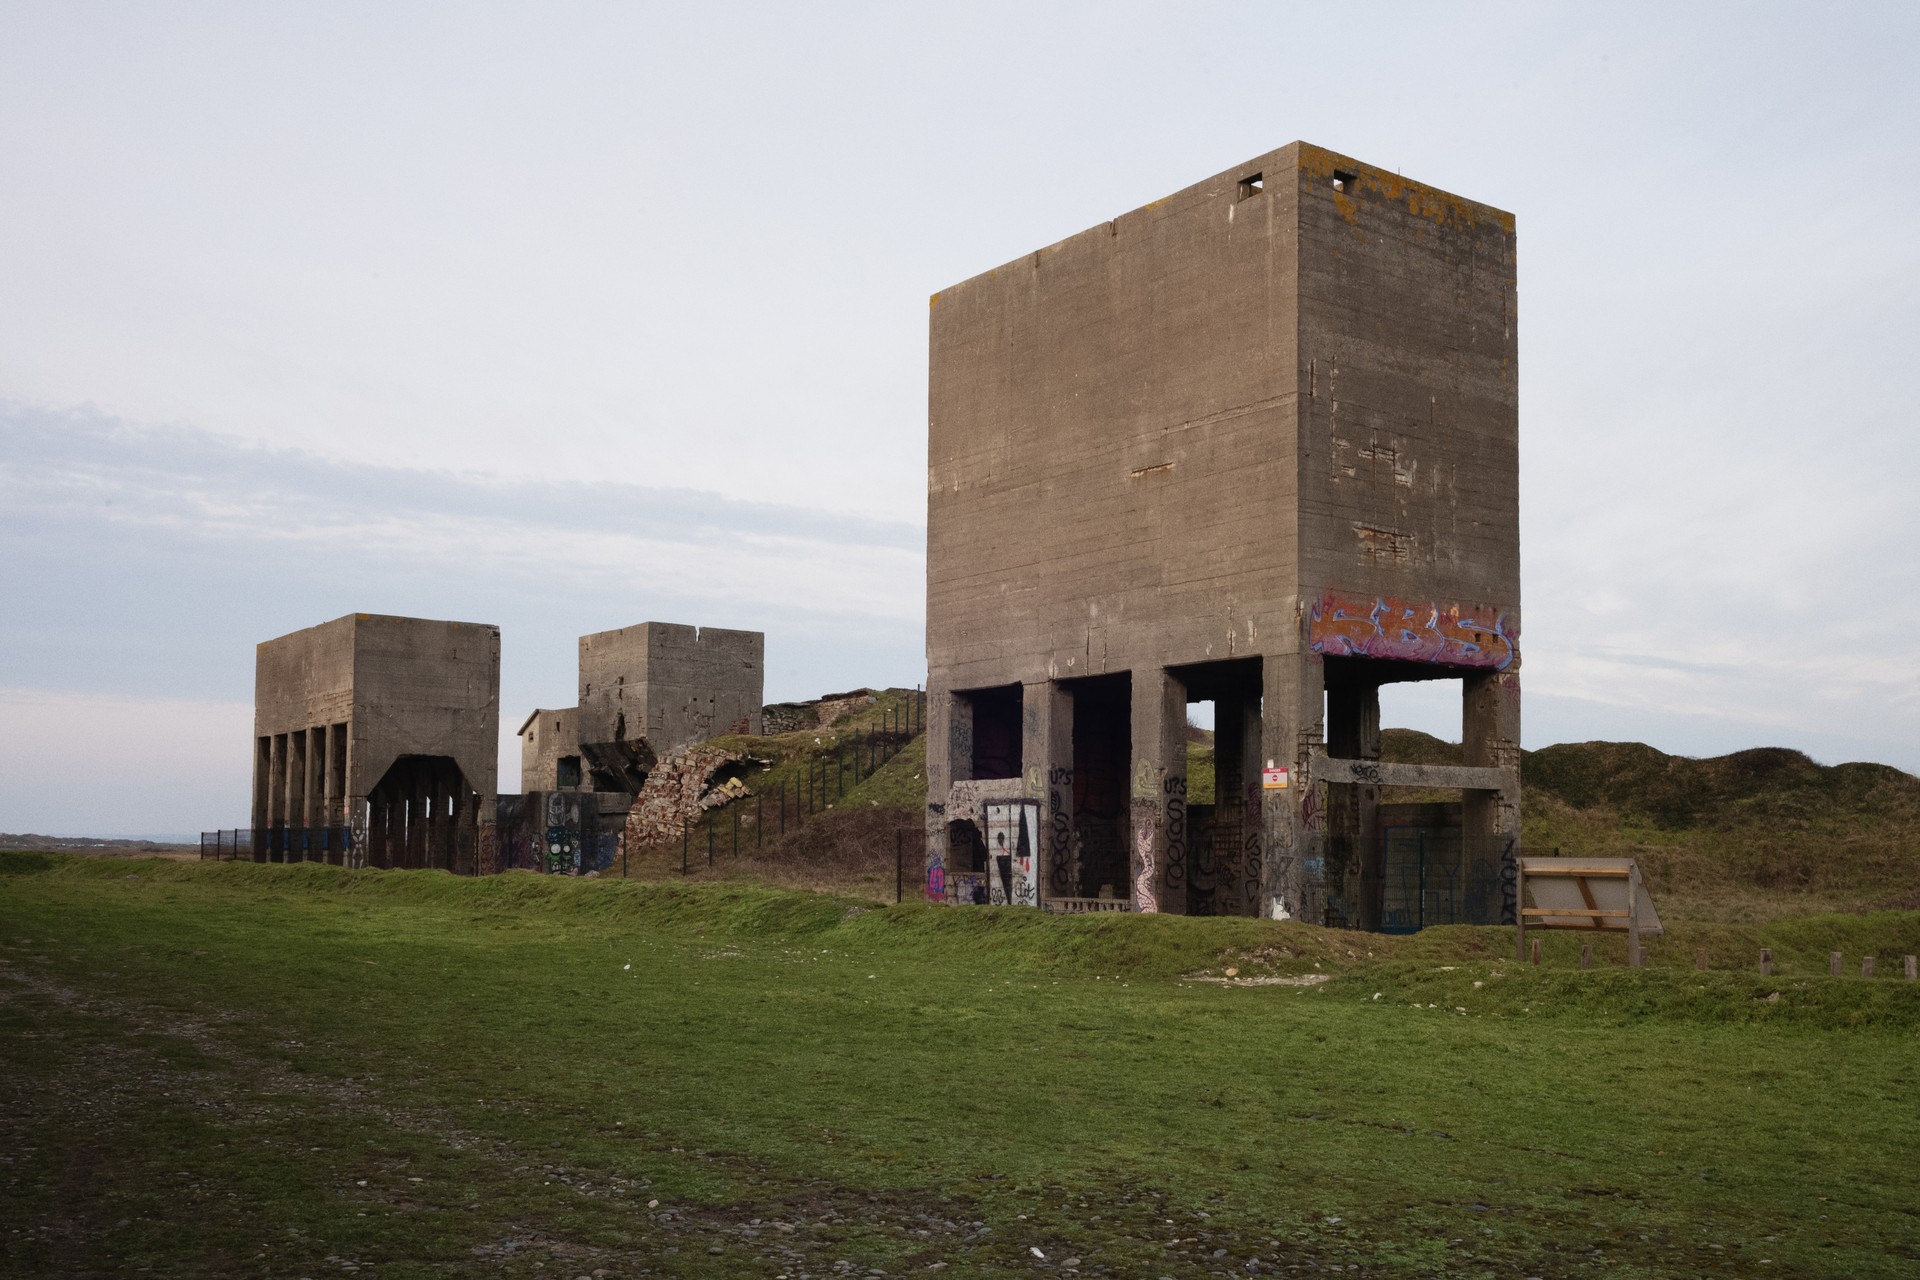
[1830, 951, 1843, 977]
[1580, 943, 1593, 971]
[1695, 947, 1709, 971]
[1863, 956, 1876, 978]
[1760, 947, 1773, 976]
[1907, 955, 1918, 981]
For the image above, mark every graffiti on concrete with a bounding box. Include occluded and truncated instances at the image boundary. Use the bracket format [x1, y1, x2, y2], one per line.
[1163, 776, 1187, 897]
[983, 801, 1039, 907]
[1308, 589, 1516, 670]
[1046, 766, 1074, 896]
[1132, 805, 1159, 914]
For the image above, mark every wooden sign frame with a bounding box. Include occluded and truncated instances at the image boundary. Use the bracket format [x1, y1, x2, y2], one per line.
[1515, 857, 1661, 968]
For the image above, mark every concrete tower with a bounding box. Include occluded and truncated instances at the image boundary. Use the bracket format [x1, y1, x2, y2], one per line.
[924, 142, 1520, 926]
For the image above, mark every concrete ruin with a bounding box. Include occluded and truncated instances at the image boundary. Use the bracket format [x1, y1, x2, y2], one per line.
[501, 622, 765, 873]
[517, 622, 764, 793]
[252, 613, 500, 870]
[924, 142, 1520, 926]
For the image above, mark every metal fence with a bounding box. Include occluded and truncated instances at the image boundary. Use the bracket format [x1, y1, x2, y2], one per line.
[200, 826, 355, 864]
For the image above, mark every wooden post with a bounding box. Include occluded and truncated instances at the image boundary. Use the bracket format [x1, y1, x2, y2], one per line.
[1760, 947, 1773, 976]
[1695, 947, 1709, 971]
[1830, 951, 1843, 977]
[1514, 857, 1528, 963]
[1626, 862, 1644, 969]
[1529, 938, 1542, 965]
[1862, 956, 1876, 979]
[1906, 955, 1917, 981]
[1580, 942, 1593, 971]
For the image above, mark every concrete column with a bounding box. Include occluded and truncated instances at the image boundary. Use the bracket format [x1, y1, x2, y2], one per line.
[1022, 680, 1076, 903]
[285, 732, 303, 855]
[299, 727, 319, 832]
[316, 725, 333, 834]
[267, 733, 287, 859]
[1212, 689, 1264, 916]
[1463, 667, 1523, 923]
[922, 673, 958, 902]
[251, 736, 271, 860]
[1260, 650, 1325, 922]
[411, 770, 430, 869]
[1326, 673, 1383, 930]
[1128, 666, 1188, 914]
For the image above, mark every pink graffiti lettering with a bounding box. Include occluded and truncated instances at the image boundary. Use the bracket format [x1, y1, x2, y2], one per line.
[1308, 589, 1516, 670]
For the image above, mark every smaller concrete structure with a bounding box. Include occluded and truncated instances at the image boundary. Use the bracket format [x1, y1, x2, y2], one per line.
[518, 622, 763, 792]
[252, 613, 500, 870]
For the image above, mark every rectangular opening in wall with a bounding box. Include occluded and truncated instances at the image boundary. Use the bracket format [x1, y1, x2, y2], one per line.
[556, 755, 583, 788]
[1237, 172, 1264, 200]
[1331, 169, 1357, 193]
[1168, 657, 1263, 917]
[960, 683, 1023, 780]
[1064, 672, 1130, 901]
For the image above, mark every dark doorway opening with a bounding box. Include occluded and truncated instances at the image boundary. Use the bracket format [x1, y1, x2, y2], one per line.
[1066, 673, 1130, 900]
[961, 684, 1023, 780]
[365, 755, 478, 873]
[1170, 657, 1262, 916]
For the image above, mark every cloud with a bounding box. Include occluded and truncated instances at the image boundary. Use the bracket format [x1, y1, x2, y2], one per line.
[0, 401, 926, 832]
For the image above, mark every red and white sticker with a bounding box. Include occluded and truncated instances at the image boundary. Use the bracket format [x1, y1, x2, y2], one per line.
[1261, 766, 1291, 790]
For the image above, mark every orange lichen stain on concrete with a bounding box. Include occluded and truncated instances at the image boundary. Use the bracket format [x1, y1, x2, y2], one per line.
[1296, 143, 1513, 234]
[929, 292, 941, 307]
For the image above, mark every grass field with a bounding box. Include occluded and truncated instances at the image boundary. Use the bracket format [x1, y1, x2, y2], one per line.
[4, 854, 1918, 1279]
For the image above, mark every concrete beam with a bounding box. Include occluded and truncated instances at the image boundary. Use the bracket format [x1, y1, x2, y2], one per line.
[1309, 748, 1511, 793]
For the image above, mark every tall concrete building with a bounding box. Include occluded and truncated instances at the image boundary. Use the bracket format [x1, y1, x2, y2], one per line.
[252, 614, 500, 870]
[516, 622, 764, 793]
[925, 142, 1520, 927]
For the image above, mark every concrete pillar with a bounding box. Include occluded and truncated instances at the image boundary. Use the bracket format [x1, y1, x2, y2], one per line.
[316, 725, 333, 834]
[252, 736, 271, 860]
[1023, 680, 1076, 904]
[1260, 650, 1325, 922]
[1463, 667, 1523, 923]
[410, 769, 429, 869]
[1326, 673, 1383, 930]
[1213, 689, 1264, 916]
[300, 728, 319, 832]
[1128, 666, 1188, 914]
[922, 673, 959, 902]
[267, 733, 287, 860]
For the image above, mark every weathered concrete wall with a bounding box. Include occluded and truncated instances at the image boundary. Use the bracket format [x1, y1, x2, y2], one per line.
[927, 142, 1520, 927]
[350, 614, 500, 804]
[577, 622, 764, 754]
[252, 613, 500, 869]
[518, 706, 583, 793]
[495, 789, 631, 875]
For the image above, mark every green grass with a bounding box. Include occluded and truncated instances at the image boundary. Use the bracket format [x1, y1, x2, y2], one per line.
[1181, 729, 1920, 923]
[5, 854, 1919, 1278]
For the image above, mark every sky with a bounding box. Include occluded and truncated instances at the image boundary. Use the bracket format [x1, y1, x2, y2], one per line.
[2, 1, 1917, 835]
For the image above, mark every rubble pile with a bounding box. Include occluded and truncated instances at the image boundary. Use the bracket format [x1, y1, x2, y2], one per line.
[623, 745, 758, 847]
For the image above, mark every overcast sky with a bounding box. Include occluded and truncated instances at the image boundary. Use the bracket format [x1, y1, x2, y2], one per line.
[3, 2, 1917, 836]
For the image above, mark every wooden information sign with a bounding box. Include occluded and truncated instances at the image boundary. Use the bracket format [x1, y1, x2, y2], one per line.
[1515, 857, 1663, 967]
